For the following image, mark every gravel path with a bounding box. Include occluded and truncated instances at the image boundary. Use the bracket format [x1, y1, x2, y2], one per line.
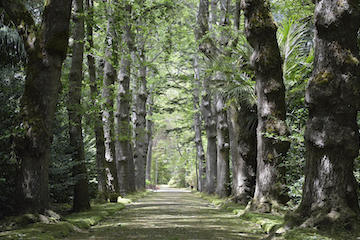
[66, 186, 265, 240]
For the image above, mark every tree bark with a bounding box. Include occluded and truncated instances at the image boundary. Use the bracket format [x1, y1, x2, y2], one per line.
[201, 77, 217, 194]
[193, 57, 206, 192]
[0, 0, 72, 213]
[228, 103, 257, 204]
[134, 38, 148, 191]
[241, 0, 290, 212]
[102, 0, 119, 200]
[85, 0, 107, 200]
[68, 0, 90, 212]
[145, 90, 154, 184]
[115, 3, 136, 195]
[195, 0, 217, 195]
[294, 0, 360, 228]
[215, 94, 230, 197]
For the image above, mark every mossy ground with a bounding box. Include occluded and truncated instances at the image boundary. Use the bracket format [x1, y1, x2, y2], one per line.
[1, 189, 359, 239]
[0, 191, 147, 240]
[197, 192, 360, 240]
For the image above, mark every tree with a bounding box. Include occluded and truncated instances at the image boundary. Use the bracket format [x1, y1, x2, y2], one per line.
[85, 0, 107, 200]
[68, 0, 90, 212]
[0, 0, 72, 213]
[133, 18, 148, 191]
[115, 2, 136, 195]
[193, 56, 206, 192]
[241, 0, 290, 212]
[215, 94, 230, 197]
[293, 0, 360, 228]
[102, 0, 119, 200]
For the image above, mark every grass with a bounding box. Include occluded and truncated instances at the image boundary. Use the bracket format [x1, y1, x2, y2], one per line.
[0, 190, 149, 240]
[196, 192, 360, 240]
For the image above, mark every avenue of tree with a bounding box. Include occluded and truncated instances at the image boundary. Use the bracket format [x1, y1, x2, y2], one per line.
[0, 0, 360, 232]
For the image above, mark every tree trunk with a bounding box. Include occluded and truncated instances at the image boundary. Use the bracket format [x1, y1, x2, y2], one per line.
[115, 3, 136, 195]
[228, 103, 257, 204]
[193, 57, 206, 192]
[68, 0, 90, 212]
[134, 39, 148, 191]
[85, 0, 107, 200]
[102, 0, 119, 200]
[294, 0, 360, 228]
[215, 95, 230, 197]
[145, 90, 154, 184]
[241, 0, 290, 212]
[195, 0, 217, 195]
[1, 0, 72, 213]
[201, 77, 217, 194]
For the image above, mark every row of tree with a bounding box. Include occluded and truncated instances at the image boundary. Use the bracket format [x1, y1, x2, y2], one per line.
[192, 0, 360, 229]
[0, 0, 176, 213]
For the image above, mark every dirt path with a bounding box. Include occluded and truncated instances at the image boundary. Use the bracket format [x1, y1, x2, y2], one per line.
[66, 186, 265, 240]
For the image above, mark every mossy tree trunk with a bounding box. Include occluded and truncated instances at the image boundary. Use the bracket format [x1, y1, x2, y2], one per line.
[68, 0, 90, 212]
[295, 0, 360, 228]
[134, 34, 148, 191]
[215, 94, 230, 197]
[193, 57, 206, 192]
[228, 103, 257, 205]
[85, 0, 107, 201]
[195, 0, 218, 195]
[115, 2, 136, 195]
[145, 90, 154, 184]
[241, 0, 290, 212]
[0, 0, 72, 213]
[102, 0, 119, 201]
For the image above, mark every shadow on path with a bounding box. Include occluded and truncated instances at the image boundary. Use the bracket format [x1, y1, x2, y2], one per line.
[66, 186, 265, 240]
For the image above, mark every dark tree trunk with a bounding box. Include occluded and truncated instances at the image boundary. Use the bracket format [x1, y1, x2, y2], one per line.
[195, 0, 217, 195]
[228, 103, 257, 205]
[102, 0, 119, 200]
[134, 39, 148, 191]
[68, 0, 90, 212]
[85, 0, 107, 200]
[193, 57, 206, 192]
[241, 0, 290, 212]
[294, 0, 360, 228]
[1, 0, 72, 213]
[215, 95, 230, 197]
[115, 3, 136, 195]
[202, 78, 217, 194]
[145, 90, 154, 184]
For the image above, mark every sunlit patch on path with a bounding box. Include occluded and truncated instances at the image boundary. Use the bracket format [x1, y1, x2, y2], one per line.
[66, 186, 265, 240]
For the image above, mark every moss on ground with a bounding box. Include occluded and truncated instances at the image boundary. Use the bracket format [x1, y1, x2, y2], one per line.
[0, 190, 149, 240]
[197, 192, 360, 239]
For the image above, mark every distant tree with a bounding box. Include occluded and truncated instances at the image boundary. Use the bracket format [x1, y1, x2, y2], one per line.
[0, 0, 72, 212]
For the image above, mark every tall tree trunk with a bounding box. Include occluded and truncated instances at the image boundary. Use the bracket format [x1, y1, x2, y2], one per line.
[68, 0, 90, 212]
[193, 57, 206, 192]
[196, 0, 218, 195]
[115, 3, 136, 195]
[241, 0, 290, 212]
[85, 0, 107, 200]
[228, 103, 257, 204]
[145, 90, 154, 184]
[102, 0, 119, 200]
[1, 0, 72, 213]
[201, 77, 217, 194]
[294, 0, 360, 228]
[134, 39, 148, 191]
[215, 95, 230, 197]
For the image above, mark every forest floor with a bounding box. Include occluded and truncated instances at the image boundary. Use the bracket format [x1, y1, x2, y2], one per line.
[65, 185, 265, 240]
[1, 186, 358, 239]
